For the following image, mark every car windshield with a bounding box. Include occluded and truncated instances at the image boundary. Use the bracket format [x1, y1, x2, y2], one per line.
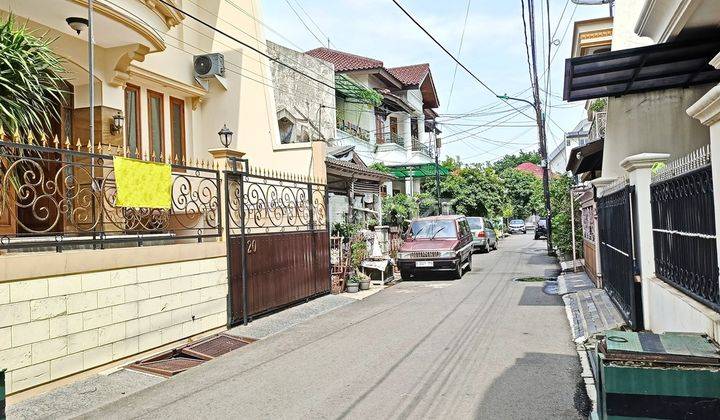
[538, 219, 547, 227]
[467, 218, 483, 230]
[411, 220, 457, 239]
[509, 219, 524, 226]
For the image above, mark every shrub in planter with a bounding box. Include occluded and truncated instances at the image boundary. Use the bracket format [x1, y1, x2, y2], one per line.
[356, 272, 371, 290]
[346, 275, 359, 293]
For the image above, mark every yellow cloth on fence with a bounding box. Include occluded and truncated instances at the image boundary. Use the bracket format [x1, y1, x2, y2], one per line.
[113, 156, 172, 209]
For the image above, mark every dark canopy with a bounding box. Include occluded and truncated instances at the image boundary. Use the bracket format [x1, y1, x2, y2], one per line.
[566, 139, 604, 175]
[563, 38, 720, 102]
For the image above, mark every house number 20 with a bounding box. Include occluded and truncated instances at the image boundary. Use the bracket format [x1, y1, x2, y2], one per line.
[246, 239, 257, 254]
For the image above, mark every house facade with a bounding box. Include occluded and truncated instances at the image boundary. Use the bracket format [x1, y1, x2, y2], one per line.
[564, 0, 720, 337]
[0, 0, 322, 397]
[305, 48, 443, 197]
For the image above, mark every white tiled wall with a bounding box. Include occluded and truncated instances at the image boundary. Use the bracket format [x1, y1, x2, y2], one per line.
[0, 257, 228, 394]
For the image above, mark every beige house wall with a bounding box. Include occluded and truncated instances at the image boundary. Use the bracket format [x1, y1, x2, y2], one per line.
[0, 250, 227, 395]
[602, 86, 712, 178]
[0, 0, 319, 176]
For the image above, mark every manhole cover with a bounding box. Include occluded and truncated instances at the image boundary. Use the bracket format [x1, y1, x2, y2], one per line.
[513, 276, 557, 282]
[128, 357, 203, 377]
[181, 334, 254, 360]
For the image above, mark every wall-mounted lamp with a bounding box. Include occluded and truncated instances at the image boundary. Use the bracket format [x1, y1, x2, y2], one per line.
[218, 124, 233, 148]
[66, 17, 88, 35]
[110, 111, 124, 135]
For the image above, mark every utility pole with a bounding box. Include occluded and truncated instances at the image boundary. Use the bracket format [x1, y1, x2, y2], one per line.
[433, 120, 441, 215]
[498, 0, 553, 255]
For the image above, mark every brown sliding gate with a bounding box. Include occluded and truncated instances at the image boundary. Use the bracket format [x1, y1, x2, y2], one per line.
[225, 160, 330, 325]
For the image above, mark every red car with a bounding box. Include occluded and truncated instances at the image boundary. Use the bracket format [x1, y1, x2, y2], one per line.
[396, 215, 474, 280]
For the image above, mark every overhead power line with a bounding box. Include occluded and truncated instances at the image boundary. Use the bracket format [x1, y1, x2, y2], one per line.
[157, 0, 337, 92]
[390, 0, 536, 123]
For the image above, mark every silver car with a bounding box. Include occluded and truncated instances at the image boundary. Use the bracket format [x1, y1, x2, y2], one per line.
[468, 217, 498, 253]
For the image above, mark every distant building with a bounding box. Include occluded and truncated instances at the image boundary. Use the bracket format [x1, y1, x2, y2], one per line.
[516, 162, 543, 178]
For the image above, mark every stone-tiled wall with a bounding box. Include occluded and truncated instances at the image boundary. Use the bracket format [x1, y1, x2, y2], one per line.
[0, 257, 227, 394]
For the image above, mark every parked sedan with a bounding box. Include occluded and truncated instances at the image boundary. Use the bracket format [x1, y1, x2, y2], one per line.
[396, 215, 473, 280]
[508, 219, 526, 234]
[467, 217, 498, 253]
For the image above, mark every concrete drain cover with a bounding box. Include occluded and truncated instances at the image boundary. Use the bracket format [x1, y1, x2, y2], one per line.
[513, 276, 556, 282]
[181, 334, 255, 361]
[128, 357, 203, 378]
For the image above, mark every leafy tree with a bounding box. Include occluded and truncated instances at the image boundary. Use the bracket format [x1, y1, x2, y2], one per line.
[499, 168, 543, 219]
[491, 150, 541, 173]
[426, 164, 505, 217]
[548, 174, 582, 257]
[0, 15, 65, 138]
[369, 162, 392, 173]
[382, 194, 418, 228]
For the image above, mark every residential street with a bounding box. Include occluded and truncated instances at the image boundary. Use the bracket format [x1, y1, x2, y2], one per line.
[81, 234, 586, 420]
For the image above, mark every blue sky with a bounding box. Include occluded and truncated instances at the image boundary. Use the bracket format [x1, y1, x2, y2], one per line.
[262, 0, 609, 164]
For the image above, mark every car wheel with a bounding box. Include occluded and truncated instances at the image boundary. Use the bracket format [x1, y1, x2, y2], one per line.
[467, 253, 473, 272]
[454, 261, 463, 279]
[534, 234, 539, 240]
[400, 270, 411, 281]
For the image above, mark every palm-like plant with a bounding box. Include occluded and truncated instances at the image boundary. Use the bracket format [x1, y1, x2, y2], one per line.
[0, 14, 66, 212]
[0, 14, 66, 139]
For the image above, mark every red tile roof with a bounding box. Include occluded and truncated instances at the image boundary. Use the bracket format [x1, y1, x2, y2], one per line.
[305, 47, 383, 72]
[516, 162, 544, 178]
[386, 64, 430, 86]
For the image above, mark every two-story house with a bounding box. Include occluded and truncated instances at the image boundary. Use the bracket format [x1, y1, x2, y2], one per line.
[305, 48, 443, 197]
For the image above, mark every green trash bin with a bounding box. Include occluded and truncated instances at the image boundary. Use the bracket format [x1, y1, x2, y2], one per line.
[596, 331, 720, 419]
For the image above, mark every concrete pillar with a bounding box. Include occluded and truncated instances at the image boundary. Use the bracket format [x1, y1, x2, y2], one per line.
[621, 153, 670, 279]
[687, 82, 720, 293]
[589, 176, 615, 285]
[401, 114, 412, 153]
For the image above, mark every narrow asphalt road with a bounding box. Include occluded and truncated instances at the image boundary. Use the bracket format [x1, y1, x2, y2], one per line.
[82, 234, 587, 420]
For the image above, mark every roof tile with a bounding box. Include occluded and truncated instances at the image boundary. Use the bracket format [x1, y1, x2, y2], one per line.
[306, 47, 383, 72]
[386, 64, 430, 86]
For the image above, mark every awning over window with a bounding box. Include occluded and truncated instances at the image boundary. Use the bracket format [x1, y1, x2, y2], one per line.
[563, 38, 720, 102]
[566, 139, 604, 175]
[335, 74, 383, 106]
[388, 163, 449, 178]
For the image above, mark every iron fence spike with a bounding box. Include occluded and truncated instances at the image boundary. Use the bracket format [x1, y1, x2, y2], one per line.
[40, 132, 48, 147]
[64, 137, 71, 149]
[0, 125, 5, 140]
[13, 128, 21, 143]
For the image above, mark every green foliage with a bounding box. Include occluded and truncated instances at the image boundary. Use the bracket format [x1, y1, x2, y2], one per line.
[0, 15, 65, 138]
[499, 168, 543, 219]
[590, 98, 606, 112]
[350, 240, 368, 269]
[369, 162, 392, 174]
[549, 175, 582, 256]
[425, 164, 505, 217]
[333, 221, 361, 240]
[382, 194, 418, 228]
[491, 151, 541, 173]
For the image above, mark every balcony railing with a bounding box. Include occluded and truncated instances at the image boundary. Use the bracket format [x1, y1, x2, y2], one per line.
[411, 137, 432, 156]
[650, 145, 718, 312]
[589, 111, 606, 142]
[378, 132, 404, 147]
[0, 138, 221, 252]
[336, 119, 370, 142]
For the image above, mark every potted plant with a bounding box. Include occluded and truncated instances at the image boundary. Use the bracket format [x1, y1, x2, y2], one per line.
[346, 275, 359, 293]
[357, 272, 371, 291]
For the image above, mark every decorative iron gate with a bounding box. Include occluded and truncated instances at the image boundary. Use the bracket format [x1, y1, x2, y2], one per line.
[224, 160, 330, 325]
[597, 183, 642, 328]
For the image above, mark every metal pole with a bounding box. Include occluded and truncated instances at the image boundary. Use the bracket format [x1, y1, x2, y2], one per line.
[433, 121, 441, 215]
[570, 188, 577, 272]
[88, 0, 95, 153]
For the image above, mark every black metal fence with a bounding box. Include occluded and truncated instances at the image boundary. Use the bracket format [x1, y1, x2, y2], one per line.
[651, 164, 719, 312]
[597, 183, 642, 328]
[0, 139, 221, 252]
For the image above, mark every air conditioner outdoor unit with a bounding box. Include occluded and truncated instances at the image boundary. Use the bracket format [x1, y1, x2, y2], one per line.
[193, 53, 225, 78]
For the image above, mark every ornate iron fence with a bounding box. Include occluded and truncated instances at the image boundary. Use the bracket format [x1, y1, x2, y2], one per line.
[225, 164, 327, 234]
[651, 146, 718, 312]
[0, 138, 221, 252]
[597, 180, 641, 328]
